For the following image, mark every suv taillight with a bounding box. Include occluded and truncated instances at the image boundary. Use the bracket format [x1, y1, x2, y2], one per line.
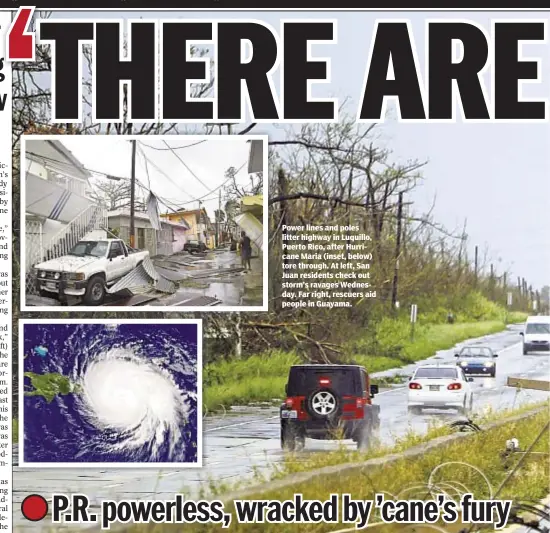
[409, 382, 422, 390]
[319, 378, 331, 386]
[285, 398, 294, 407]
[356, 398, 365, 408]
[447, 383, 462, 390]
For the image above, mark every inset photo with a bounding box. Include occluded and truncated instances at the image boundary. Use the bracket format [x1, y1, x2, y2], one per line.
[21, 134, 267, 312]
[19, 319, 202, 468]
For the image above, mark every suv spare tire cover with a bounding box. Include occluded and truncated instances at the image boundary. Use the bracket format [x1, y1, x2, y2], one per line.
[306, 388, 341, 420]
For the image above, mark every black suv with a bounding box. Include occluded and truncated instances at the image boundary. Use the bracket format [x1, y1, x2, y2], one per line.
[280, 364, 380, 451]
[183, 240, 207, 253]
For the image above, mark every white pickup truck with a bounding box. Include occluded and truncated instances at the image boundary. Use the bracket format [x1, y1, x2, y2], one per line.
[33, 238, 149, 305]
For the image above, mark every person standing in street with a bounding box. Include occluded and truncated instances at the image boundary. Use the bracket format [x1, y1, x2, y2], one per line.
[240, 231, 252, 271]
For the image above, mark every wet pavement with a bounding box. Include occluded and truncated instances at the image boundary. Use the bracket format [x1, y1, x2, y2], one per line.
[26, 248, 264, 308]
[13, 325, 550, 530]
[150, 249, 263, 307]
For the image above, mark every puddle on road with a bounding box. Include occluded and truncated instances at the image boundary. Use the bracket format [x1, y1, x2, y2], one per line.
[151, 249, 264, 306]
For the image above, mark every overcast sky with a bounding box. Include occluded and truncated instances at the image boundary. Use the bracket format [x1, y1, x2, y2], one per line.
[60, 136, 253, 217]
[49, 10, 550, 289]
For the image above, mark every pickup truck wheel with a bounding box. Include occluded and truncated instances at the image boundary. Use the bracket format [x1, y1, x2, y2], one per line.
[84, 276, 106, 305]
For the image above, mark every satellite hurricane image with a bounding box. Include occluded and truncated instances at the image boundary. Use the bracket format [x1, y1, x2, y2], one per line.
[20, 320, 201, 467]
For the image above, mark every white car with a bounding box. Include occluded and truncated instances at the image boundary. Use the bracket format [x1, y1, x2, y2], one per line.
[407, 364, 474, 415]
[520, 316, 550, 355]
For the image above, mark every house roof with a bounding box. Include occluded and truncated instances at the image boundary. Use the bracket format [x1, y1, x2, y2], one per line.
[240, 195, 263, 215]
[165, 208, 212, 225]
[241, 195, 263, 207]
[108, 209, 190, 229]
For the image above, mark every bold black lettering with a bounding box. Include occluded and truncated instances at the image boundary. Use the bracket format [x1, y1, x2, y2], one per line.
[95, 22, 156, 121]
[359, 23, 425, 121]
[283, 22, 335, 120]
[428, 22, 490, 120]
[52, 495, 70, 522]
[39, 22, 94, 121]
[72, 495, 90, 522]
[217, 22, 279, 120]
[494, 22, 546, 120]
[163, 23, 213, 120]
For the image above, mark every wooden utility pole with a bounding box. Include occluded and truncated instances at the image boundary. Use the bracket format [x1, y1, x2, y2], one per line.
[215, 189, 221, 247]
[474, 245, 479, 288]
[490, 264, 494, 299]
[391, 192, 404, 310]
[278, 168, 288, 266]
[277, 168, 288, 310]
[129, 140, 137, 249]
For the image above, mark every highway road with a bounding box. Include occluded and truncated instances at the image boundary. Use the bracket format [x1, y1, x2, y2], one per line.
[13, 324, 550, 530]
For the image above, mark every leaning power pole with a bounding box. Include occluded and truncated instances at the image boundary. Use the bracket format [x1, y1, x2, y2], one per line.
[474, 246, 479, 288]
[391, 192, 404, 310]
[129, 140, 137, 249]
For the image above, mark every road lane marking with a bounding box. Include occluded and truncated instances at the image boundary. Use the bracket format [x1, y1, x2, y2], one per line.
[376, 387, 406, 396]
[497, 341, 522, 354]
[205, 416, 279, 433]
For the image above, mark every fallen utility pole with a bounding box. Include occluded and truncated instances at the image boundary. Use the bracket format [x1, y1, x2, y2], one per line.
[507, 376, 550, 392]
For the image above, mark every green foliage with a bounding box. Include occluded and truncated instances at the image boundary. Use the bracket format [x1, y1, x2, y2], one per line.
[203, 351, 300, 413]
[204, 315, 511, 413]
[346, 320, 505, 370]
[127, 407, 549, 532]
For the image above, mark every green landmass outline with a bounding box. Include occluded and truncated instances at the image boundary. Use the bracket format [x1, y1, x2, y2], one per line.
[24, 372, 80, 403]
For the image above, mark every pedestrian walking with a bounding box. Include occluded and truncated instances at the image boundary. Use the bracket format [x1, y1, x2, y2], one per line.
[239, 231, 252, 270]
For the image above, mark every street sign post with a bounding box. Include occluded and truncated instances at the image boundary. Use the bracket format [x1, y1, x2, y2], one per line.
[506, 292, 512, 324]
[410, 304, 418, 341]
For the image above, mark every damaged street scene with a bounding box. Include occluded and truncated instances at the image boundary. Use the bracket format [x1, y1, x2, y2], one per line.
[21, 135, 267, 310]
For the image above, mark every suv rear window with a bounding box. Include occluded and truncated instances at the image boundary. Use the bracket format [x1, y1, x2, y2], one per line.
[287, 367, 362, 396]
[414, 367, 457, 379]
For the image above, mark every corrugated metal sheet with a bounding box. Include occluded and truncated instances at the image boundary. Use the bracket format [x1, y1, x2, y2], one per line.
[175, 295, 221, 306]
[106, 256, 177, 295]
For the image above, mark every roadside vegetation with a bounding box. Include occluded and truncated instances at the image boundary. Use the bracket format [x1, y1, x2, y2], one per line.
[200, 117, 537, 413]
[204, 305, 527, 413]
[128, 405, 549, 533]
[272, 400, 549, 478]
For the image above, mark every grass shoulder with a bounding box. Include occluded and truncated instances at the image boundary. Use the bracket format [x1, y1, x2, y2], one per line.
[142, 404, 548, 533]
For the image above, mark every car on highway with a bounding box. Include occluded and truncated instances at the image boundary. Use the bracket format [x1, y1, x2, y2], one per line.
[280, 364, 380, 451]
[454, 345, 498, 377]
[520, 316, 550, 355]
[183, 240, 208, 253]
[408, 364, 474, 415]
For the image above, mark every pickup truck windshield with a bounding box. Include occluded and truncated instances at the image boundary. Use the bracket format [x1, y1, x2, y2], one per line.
[69, 241, 108, 257]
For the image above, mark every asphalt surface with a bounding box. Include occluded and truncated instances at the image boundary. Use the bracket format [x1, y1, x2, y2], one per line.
[13, 324, 550, 530]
